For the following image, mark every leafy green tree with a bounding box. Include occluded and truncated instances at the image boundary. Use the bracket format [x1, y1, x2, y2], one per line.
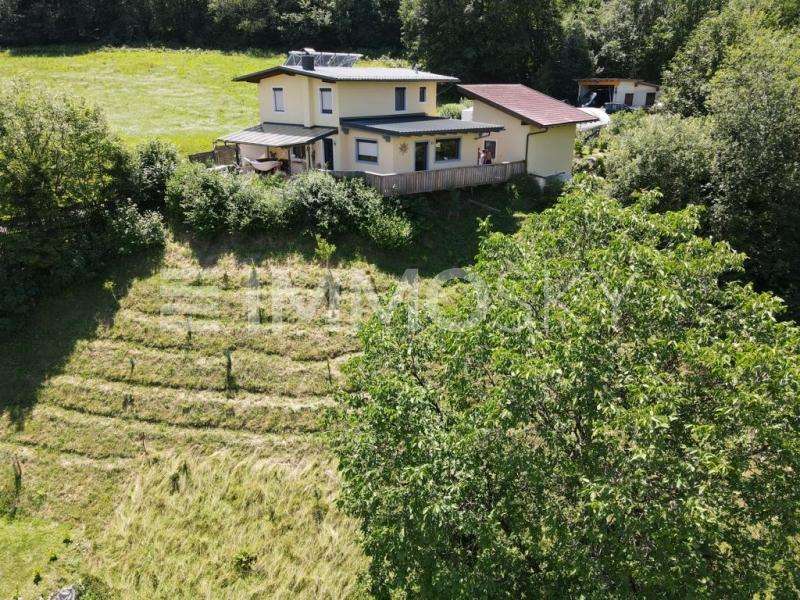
[132, 139, 181, 210]
[661, 2, 756, 116]
[707, 30, 800, 313]
[0, 81, 165, 330]
[400, 0, 562, 88]
[332, 0, 401, 50]
[576, 0, 723, 82]
[543, 16, 594, 102]
[604, 113, 717, 211]
[333, 177, 800, 597]
[0, 80, 130, 226]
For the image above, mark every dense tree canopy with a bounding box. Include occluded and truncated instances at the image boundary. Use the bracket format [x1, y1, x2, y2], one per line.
[400, 0, 562, 88]
[572, 0, 723, 82]
[0, 0, 402, 50]
[604, 113, 717, 211]
[603, 27, 800, 315]
[707, 30, 800, 313]
[333, 177, 800, 598]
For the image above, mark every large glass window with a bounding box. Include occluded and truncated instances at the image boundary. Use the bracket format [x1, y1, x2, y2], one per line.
[292, 145, 306, 159]
[356, 139, 379, 163]
[273, 88, 285, 112]
[395, 87, 406, 111]
[320, 88, 333, 114]
[435, 138, 461, 162]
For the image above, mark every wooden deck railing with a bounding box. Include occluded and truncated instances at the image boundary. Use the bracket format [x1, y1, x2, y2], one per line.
[330, 161, 527, 196]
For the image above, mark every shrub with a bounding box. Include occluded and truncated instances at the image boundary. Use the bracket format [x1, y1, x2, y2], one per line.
[106, 200, 167, 256]
[0, 81, 164, 330]
[166, 162, 231, 235]
[167, 163, 289, 235]
[133, 139, 182, 210]
[345, 177, 413, 248]
[437, 101, 471, 119]
[225, 175, 288, 233]
[282, 170, 355, 234]
[604, 113, 717, 211]
[359, 209, 413, 249]
[333, 176, 800, 597]
[166, 167, 412, 247]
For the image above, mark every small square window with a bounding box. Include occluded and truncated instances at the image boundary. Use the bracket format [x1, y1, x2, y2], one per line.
[356, 139, 379, 163]
[395, 87, 406, 111]
[320, 88, 333, 114]
[273, 88, 285, 112]
[419, 87, 427, 103]
[435, 138, 460, 162]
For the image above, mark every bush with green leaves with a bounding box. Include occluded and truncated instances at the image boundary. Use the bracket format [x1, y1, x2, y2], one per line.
[166, 162, 231, 235]
[706, 29, 800, 313]
[604, 28, 800, 315]
[166, 166, 411, 247]
[0, 81, 165, 330]
[106, 200, 167, 256]
[437, 101, 471, 119]
[282, 170, 356, 234]
[166, 163, 287, 235]
[604, 113, 717, 211]
[132, 139, 182, 210]
[332, 176, 800, 598]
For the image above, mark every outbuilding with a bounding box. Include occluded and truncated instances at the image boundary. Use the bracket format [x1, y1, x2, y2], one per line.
[577, 78, 660, 109]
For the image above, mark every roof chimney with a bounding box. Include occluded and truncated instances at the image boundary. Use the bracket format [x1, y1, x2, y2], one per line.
[301, 49, 315, 71]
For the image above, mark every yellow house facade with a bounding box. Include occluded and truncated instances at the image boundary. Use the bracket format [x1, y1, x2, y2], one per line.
[219, 51, 597, 195]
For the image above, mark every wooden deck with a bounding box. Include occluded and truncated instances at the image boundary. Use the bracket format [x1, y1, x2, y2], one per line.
[331, 161, 527, 196]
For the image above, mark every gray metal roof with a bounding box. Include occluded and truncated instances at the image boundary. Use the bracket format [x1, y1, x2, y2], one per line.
[217, 122, 337, 147]
[235, 65, 459, 84]
[340, 114, 504, 137]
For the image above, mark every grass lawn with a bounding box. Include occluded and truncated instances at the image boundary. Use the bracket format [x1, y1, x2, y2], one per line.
[0, 42, 548, 597]
[0, 175, 545, 596]
[0, 46, 396, 154]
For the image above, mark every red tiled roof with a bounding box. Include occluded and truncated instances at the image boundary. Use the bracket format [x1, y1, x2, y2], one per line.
[457, 84, 598, 128]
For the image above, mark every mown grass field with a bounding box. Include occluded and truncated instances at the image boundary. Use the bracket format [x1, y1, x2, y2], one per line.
[0, 44, 543, 598]
[0, 179, 541, 597]
[0, 46, 397, 154]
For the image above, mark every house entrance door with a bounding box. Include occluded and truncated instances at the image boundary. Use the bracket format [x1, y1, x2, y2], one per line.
[415, 142, 428, 171]
[323, 138, 334, 169]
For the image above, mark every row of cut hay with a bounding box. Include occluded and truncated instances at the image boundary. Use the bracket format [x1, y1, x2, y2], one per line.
[62, 339, 346, 395]
[102, 308, 360, 361]
[0, 404, 319, 461]
[156, 263, 394, 293]
[123, 279, 383, 326]
[41, 375, 330, 434]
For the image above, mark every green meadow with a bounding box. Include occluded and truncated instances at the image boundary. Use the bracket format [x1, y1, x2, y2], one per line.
[0, 46, 401, 154]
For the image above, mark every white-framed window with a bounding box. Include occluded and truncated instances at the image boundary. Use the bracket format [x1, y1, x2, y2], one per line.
[395, 87, 406, 111]
[435, 138, 461, 162]
[419, 86, 427, 103]
[356, 139, 379, 163]
[273, 87, 285, 112]
[320, 88, 333, 114]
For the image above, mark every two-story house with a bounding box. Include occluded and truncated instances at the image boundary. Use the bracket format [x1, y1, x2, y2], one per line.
[217, 50, 596, 195]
